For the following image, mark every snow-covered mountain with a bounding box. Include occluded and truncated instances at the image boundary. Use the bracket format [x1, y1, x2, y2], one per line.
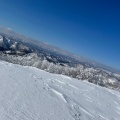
[0, 26, 120, 91]
[0, 60, 120, 120]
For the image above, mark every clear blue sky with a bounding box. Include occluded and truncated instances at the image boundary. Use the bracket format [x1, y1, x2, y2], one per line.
[0, 0, 120, 69]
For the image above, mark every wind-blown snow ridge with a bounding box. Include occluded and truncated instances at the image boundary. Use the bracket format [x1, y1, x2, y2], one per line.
[0, 60, 120, 120]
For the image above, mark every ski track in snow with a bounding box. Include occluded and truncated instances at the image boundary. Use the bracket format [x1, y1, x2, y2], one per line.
[0, 60, 120, 120]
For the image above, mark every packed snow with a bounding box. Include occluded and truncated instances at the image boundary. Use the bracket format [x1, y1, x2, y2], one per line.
[0, 61, 120, 120]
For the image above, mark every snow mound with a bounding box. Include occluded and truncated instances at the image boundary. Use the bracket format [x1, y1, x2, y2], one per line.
[0, 61, 120, 120]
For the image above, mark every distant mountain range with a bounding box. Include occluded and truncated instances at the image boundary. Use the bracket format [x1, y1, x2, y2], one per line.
[0, 26, 120, 91]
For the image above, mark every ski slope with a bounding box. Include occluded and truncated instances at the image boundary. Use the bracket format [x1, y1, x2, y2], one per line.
[0, 61, 120, 120]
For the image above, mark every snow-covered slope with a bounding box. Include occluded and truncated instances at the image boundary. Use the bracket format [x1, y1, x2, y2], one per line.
[0, 61, 120, 120]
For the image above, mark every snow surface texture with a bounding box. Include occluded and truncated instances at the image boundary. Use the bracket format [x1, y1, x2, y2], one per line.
[0, 61, 120, 120]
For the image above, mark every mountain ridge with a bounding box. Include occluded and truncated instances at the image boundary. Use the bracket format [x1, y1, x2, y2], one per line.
[0, 26, 120, 91]
[0, 26, 120, 74]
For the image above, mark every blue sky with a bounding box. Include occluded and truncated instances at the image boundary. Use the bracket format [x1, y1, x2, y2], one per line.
[0, 0, 120, 69]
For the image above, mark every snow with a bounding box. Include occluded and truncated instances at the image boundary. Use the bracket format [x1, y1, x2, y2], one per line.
[108, 78, 117, 84]
[6, 28, 12, 31]
[0, 35, 3, 43]
[0, 61, 120, 120]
